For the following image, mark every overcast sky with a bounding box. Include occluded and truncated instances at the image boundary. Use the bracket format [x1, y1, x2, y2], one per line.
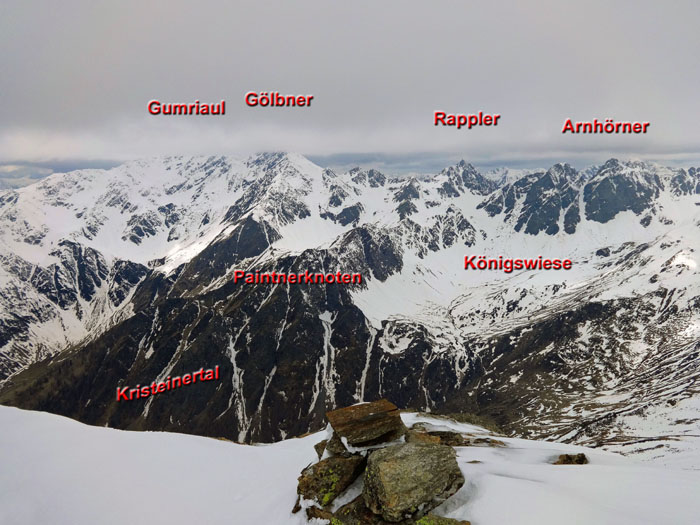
[1, 0, 699, 174]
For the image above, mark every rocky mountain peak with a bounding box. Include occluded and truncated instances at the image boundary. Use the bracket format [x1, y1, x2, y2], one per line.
[546, 162, 578, 184]
[440, 161, 497, 196]
[0, 154, 697, 467]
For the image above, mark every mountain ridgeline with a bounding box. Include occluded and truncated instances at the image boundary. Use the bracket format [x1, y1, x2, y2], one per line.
[0, 153, 698, 458]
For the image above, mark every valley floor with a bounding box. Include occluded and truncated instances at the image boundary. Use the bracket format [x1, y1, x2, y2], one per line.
[1, 406, 698, 524]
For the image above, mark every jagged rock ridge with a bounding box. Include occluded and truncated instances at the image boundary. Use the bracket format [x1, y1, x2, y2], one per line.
[0, 153, 697, 465]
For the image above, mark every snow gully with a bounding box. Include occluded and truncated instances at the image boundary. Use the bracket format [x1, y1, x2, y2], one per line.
[464, 255, 573, 273]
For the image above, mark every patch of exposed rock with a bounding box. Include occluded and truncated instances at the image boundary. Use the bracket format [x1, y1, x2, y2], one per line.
[297, 455, 366, 507]
[326, 399, 407, 446]
[294, 400, 472, 524]
[554, 453, 588, 465]
[364, 443, 465, 522]
[409, 422, 506, 448]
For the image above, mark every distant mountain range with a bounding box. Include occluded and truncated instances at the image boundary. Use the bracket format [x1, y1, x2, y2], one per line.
[0, 153, 697, 463]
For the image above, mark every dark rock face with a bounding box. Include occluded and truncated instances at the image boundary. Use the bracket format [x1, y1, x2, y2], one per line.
[326, 399, 406, 446]
[669, 167, 700, 196]
[297, 455, 366, 507]
[171, 215, 279, 296]
[48, 240, 110, 305]
[334, 225, 404, 281]
[122, 212, 162, 244]
[478, 163, 579, 235]
[396, 201, 418, 219]
[157, 203, 181, 227]
[363, 443, 465, 522]
[563, 201, 580, 234]
[108, 260, 149, 306]
[0, 240, 147, 380]
[393, 181, 421, 202]
[350, 168, 387, 188]
[322, 203, 365, 226]
[329, 184, 350, 207]
[584, 159, 663, 223]
[437, 181, 461, 198]
[440, 161, 498, 196]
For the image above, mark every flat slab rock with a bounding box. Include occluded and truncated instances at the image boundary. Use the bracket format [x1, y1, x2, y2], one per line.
[409, 423, 506, 448]
[327, 399, 407, 446]
[363, 443, 465, 522]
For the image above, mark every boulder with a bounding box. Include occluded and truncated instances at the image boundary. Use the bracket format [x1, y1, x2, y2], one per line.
[297, 455, 366, 507]
[363, 443, 465, 522]
[554, 453, 588, 465]
[327, 399, 407, 446]
[314, 439, 329, 459]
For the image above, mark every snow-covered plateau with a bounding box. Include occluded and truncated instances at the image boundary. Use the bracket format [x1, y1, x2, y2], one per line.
[1, 405, 698, 525]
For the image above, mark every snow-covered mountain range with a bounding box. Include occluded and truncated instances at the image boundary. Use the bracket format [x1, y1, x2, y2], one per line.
[0, 153, 698, 464]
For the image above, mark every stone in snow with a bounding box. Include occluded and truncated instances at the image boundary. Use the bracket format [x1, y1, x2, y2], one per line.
[363, 442, 465, 522]
[326, 399, 407, 447]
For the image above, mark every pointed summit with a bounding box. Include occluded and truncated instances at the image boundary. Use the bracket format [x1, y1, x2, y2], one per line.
[440, 161, 497, 195]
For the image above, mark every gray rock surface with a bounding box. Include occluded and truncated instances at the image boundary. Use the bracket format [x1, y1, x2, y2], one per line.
[363, 443, 465, 522]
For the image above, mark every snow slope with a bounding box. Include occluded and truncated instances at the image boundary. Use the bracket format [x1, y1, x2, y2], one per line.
[1, 405, 699, 525]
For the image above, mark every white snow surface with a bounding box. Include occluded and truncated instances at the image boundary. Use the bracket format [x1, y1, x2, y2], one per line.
[1, 406, 699, 525]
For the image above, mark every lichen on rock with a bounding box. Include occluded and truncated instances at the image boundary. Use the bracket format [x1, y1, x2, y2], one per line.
[297, 455, 366, 508]
[362, 443, 465, 522]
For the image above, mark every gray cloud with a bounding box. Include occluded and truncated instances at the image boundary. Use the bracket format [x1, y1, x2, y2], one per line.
[1, 0, 699, 171]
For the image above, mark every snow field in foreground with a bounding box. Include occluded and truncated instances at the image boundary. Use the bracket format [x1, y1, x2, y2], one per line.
[0, 406, 698, 525]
